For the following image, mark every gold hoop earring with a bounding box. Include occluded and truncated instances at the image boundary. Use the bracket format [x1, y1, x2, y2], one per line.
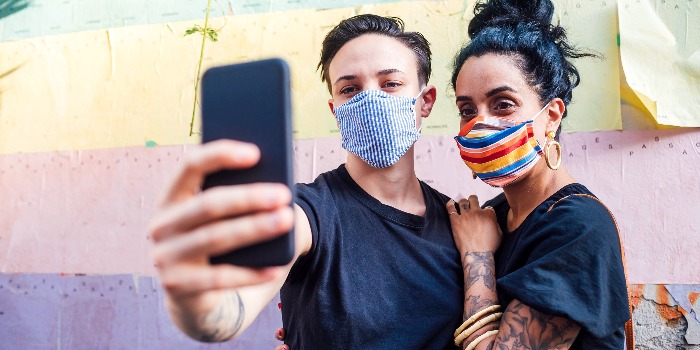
[544, 131, 561, 170]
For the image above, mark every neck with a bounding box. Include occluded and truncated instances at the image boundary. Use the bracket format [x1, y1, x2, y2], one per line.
[345, 147, 426, 216]
[502, 160, 575, 230]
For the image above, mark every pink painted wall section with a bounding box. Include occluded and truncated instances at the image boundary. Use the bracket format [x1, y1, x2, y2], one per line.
[0, 142, 340, 276]
[559, 130, 700, 284]
[414, 129, 700, 284]
[0, 147, 186, 276]
[1, 129, 699, 282]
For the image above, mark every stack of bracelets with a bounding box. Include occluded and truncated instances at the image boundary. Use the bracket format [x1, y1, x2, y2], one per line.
[454, 305, 503, 349]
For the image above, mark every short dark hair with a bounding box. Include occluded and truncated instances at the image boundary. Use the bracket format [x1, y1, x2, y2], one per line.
[451, 0, 598, 132]
[318, 14, 432, 92]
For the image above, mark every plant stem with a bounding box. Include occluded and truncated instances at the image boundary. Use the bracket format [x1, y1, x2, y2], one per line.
[190, 0, 213, 136]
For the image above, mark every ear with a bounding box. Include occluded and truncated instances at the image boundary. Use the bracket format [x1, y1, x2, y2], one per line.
[328, 99, 336, 116]
[546, 98, 565, 133]
[418, 85, 437, 118]
[328, 99, 339, 128]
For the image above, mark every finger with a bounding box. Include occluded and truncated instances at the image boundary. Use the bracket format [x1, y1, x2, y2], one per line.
[274, 346, 289, 350]
[161, 140, 261, 206]
[153, 206, 294, 266]
[446, 199, 459, 216]
[160, 264, 282, 298]
[458, 198, 470, 212]
[274, 328, 286, 341]
[445, 199, 454, 211]
[149, 183, 292, 242]
[468, 195, 480, 210]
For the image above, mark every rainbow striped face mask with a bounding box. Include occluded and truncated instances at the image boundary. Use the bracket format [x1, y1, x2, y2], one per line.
[453, 104, 549, 187]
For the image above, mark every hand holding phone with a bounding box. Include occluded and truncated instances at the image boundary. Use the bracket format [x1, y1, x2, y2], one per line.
[200, 58, 295, 267]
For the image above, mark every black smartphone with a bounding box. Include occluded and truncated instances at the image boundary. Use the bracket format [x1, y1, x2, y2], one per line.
[200, 58, 295, 268]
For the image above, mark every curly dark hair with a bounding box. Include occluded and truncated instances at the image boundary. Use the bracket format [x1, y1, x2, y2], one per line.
[451, 0, 599, 133]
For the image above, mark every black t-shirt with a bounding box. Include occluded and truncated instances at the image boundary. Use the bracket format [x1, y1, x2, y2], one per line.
[281, 165, 463, 349]
[485, 183, 630, 349]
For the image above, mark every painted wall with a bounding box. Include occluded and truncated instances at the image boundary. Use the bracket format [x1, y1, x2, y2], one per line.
[0, 0, 698, 348]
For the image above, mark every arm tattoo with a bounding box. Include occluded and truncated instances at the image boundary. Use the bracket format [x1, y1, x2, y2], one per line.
[490, 300, 580, 350]
[463, 252, 496, 292]
[462, 252, 498, 319]
[465, 295, 495, 318]
[198, 290, 245, 342]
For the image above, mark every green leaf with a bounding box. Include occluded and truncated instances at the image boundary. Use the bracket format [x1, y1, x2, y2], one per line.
[184, 25, 204, 36]
[198, 28, 216, 42]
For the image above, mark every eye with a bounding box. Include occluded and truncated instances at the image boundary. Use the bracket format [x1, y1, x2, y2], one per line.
[493, 99, 517, 115]
[339, 86, 359, 95]
[458, 105, 478, 120]
[382, 80, 403, 90]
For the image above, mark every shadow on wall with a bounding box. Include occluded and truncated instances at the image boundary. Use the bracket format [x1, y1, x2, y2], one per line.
[0, 0, 29, 20]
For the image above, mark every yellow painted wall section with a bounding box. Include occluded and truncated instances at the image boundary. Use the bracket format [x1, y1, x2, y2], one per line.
[0, 0, 621, 155]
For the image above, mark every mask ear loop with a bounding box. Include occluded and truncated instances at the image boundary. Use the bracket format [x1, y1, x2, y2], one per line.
[531, 101, 552, 123]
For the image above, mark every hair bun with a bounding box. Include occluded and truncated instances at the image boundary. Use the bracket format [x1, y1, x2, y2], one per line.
[468, 0, 556, 39]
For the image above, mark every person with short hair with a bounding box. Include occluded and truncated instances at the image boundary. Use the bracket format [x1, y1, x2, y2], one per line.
[149, 14, 465, 349]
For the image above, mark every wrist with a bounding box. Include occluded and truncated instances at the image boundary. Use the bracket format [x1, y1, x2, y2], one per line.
[461, 251, 495, 265]
[166, 291, 224, 332]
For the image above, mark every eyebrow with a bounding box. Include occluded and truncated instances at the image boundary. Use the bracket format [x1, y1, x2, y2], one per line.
[377, 68, 404, 76]
[486, 86, 517, 97]
[455, 85, 518, 102]
[334, 75, 357, 86]
[333, 68, 406, 86]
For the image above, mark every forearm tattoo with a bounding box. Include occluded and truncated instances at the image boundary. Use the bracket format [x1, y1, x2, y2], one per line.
[462, 252, 498, 319]
[463, 252, 496, 291]
[485, 300, 579, 350]
[198, 290, 245, 342]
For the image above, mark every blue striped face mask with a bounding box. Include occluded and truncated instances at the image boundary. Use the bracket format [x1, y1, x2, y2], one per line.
[333, 89, 424, 168]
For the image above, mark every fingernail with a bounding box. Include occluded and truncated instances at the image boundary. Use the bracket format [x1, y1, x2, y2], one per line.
[231, 144, 258, 161]
[266, 189, 282, 206]
[278, 302, 282, 310]
[272, 208, 293, 231]
[268, 211, 283, 230]
[231, 140, 256, 152]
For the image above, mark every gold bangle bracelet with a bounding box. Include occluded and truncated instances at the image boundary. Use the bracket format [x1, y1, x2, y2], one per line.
[453, 305, 502, 337]
[465, 330, 499, 350]
[454, 312, 503, 347]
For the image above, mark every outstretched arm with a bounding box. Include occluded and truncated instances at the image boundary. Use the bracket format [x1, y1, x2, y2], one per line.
[149, 140, 312, 342]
